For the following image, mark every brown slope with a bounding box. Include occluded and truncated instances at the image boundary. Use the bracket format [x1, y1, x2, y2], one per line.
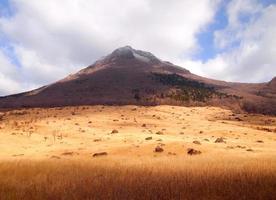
[0, 46, 275, 115]
[0, 46, 190, 107]
[238, 76, 276, 115]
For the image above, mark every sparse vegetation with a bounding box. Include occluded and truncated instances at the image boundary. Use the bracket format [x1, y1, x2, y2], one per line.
[152, 73, 219, 102]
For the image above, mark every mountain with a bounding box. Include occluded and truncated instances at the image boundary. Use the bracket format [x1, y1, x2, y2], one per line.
[0, 46, 275, 115]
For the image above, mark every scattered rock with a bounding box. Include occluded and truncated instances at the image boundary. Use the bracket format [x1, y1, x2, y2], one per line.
[256, 127, 273, 132]
[235, 117, 243, 121]
[193, 140, 201, 145]
[236, 145, 246, 149]
[215, 137, 226, 143]
[256, 140, 264, 143]
[246, 148, 254, 152]
[145, 137, 152, 140]
[111, 129, 119, 134]
[154, 146, 164, 152]
[179, 132, 184, 135]
[187, 148, 201, 155]
[12, 154, 24, 157]
[93, 139, 101, 142]
[93, 152, 108, 157]
[142, 124, 147, 127]
[203, 138, 209, 142]
[51, 155, 61, 159]
[168, 152, 176, 156]
[156, 131, 163, 135]
[61, 152, 75, 156]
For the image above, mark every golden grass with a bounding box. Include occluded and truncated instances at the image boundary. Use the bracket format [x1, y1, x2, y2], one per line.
[0, 105, 276, 199]
[0, 156, 276, 200]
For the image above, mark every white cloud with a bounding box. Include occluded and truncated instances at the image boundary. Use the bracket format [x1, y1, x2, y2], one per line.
[0, 0, 220, 95]
[0, 50, 22, 95]
[0, 0, 275, 95]
[188, 0, 276, 83]
[214, 0, 262, 49]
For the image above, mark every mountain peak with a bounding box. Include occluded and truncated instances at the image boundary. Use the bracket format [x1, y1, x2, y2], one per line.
[111, 46, 135, 59]
[0, 46, 275, 115]
[116, 45, 133, 51]
[70, 46, 189, 82]
[109, 46, 159, 63]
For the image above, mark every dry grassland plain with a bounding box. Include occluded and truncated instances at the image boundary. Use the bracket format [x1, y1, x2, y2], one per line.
[0, 105, 275, 200]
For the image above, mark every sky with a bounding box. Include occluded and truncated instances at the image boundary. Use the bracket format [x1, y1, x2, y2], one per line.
[0, 0, 275, 96]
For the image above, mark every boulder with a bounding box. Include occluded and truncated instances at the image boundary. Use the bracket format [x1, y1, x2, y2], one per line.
[93, 152, 108, 157]
[187, 148, 201, 155]
[111, 129, 119, 134]
[193, 140, 201, 145]
[154, 146, 164, 152]
[215, 137, 226, 143]
[145, 137, 152, 140]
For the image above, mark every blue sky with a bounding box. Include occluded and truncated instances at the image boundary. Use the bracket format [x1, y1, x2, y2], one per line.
[194, 1, 229, 62]
[0, 0, 12, 17]
[195, 0, 275, 61]
[0, 0, 276, 95]
[0, 0, 15, 64]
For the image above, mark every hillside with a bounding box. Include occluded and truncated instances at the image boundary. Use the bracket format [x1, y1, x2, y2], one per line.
[0, 46, 275, 114]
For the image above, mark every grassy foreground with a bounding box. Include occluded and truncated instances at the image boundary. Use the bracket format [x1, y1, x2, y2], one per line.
[0, 157, 275, 200]
[1, 106, 275, 199]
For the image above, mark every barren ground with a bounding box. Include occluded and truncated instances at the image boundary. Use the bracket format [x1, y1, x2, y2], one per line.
[0, 105, 276, 199]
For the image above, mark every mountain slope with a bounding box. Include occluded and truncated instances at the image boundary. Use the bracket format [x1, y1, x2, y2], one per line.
[0, 46, 275, 115]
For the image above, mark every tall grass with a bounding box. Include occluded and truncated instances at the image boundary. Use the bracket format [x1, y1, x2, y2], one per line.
[0, 157, 275, 200]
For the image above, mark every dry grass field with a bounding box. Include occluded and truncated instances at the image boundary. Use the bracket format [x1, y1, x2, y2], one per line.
[0, 105, 276, 200]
